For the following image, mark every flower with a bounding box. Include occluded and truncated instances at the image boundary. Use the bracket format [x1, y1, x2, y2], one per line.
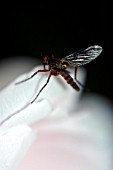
[0, 64, 113, 170]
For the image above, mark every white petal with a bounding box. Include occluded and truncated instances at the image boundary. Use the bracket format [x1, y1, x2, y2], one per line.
[0, 125, 36, 170]
[0, 66, 44, 122]
[17, 94, 113, 170]
[0, 99, 52, 132]
[0, 57, 37, 91]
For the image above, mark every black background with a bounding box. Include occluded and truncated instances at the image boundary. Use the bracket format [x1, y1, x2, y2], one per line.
[0, 3, 113, 102]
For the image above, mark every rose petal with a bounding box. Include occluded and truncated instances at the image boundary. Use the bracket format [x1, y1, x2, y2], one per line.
[0, 57, 37, 91]
[17, 95, 113, 170]
[0, 66, 44, 121]
[0, 99, 52, 131]
[0, 125, 36, 170]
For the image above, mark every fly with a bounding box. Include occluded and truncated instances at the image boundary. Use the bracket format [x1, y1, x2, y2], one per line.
[15, 45, 103, 103]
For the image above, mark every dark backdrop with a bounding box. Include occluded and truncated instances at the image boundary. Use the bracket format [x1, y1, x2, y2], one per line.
[0, 3, 113, 101]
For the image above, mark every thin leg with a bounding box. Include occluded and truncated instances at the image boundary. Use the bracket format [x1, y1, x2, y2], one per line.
[44, 64, 46, 70]
[15, 68, 50, 85]
[43, 64, 49, 70]
[74, 67, 86, 88]
[74, 66, 78, 79]
[30, 73, 52, 104]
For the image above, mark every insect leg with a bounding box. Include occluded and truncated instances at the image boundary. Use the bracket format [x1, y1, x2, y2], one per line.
[44, 64, 46, 70]
[74, 67, 86, 88]
[75, 66, 78, 78]
[15, 68, 50, 85]
[30, 73, 52, 104]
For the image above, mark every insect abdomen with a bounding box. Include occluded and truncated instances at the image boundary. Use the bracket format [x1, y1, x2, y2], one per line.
[60, 71, 80, 91]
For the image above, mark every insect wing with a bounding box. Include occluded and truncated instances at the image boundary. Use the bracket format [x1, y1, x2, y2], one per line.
[62, 45, 103, 66]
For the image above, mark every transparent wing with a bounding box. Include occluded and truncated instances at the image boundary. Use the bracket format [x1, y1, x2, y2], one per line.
[62, 45, 103, 66]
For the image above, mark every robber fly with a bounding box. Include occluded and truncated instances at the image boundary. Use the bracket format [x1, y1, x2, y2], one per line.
[15, 45, 103, 103]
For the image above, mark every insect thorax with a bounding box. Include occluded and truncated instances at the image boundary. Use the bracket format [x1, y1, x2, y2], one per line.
[59, 60, 69, 70]
[48, 56, 69, 70]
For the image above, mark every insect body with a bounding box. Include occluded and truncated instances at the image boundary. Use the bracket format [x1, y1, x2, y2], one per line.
[15, 45, 103, 103]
